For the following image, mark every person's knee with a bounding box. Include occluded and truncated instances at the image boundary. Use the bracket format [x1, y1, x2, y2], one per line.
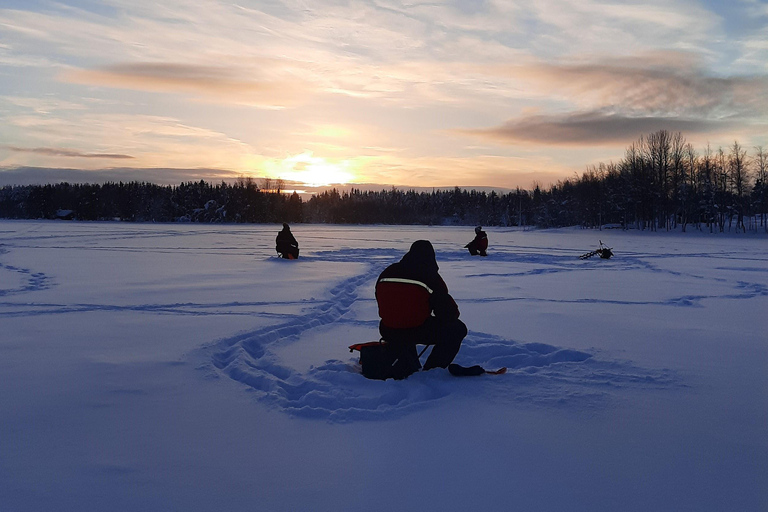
[437, 319, 466, 348]
[454, 319, 468, 339]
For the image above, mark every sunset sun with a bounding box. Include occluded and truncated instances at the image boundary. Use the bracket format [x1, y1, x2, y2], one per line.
[270, 152, 354, 187]
[299, 160, 353, 186]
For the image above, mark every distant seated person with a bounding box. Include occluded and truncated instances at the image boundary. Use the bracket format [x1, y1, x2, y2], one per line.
[276, 223, 299, 259]
[465, 226, 488, 256]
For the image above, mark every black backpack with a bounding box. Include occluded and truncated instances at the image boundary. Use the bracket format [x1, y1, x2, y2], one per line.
[348, 340, 421, 380]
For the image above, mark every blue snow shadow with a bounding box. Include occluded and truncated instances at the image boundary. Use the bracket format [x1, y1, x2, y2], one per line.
[207, 328, 678, 423]
[0, 246, 52, 297]
[204, 248, 680, 423]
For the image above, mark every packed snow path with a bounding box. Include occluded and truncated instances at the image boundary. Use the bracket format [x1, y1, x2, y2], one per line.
[208, 246, 683, 422]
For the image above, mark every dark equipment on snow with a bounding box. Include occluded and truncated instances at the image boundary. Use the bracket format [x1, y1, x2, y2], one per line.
[349, 341, 507, 380]
[580, 240, 614, 260]
[448, 364, 507, 376]
[349, 340, 427, 380]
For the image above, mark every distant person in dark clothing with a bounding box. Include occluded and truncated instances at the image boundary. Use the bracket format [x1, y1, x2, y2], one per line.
[465, 226, 488, 256]
[375, 240, 467, 378]
[276, 223, 299, 259]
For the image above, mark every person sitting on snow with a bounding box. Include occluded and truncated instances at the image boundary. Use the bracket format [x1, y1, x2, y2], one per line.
[276, 223, 299, 259]
[465, 226, 488, 256]
[375, 240, 467, 379]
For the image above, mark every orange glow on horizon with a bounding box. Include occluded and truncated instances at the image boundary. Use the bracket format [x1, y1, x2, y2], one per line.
[262, 151, 356, 187]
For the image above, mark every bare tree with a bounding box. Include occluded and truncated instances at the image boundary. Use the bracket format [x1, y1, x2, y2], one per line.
[698, 144, 716, 232]
[753, 146, 767, 232]
[642, 130, 673, 229]
[713, 147, 730, 232]
[728, 141, 749, 233]
[629, 137, 661, 230]
[670, 132, 687, 229]
[681, 143, 698, 232]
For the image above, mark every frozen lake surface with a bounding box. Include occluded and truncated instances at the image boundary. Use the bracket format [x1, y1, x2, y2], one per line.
[1, 220, 766, 511]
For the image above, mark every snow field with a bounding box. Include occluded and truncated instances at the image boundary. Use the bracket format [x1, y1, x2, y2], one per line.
[0, 220, 766, 511]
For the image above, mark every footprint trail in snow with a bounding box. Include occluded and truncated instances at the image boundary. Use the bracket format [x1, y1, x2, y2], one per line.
[207, 249, 678, 422]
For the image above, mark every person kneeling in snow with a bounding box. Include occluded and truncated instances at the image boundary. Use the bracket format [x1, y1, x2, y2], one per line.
[465, 226, 488, 256]
[375, 240, 467, 379]
[276, 223, 299, 259]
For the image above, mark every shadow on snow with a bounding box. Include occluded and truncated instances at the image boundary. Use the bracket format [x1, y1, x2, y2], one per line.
[204, 249, 680, 423]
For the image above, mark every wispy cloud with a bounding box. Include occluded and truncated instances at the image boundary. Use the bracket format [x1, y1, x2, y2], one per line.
[1, 0, 767, 187]
[506, 54, 768, 118]
[357, 152, 571, 189]
[0, 166, 241, 186]
[60, 62, 311, 108]
[464, 111, 725, 146]
[0, 110, 256, 171]
[466, 52, 768, 146]
[4, 146, 134, 159]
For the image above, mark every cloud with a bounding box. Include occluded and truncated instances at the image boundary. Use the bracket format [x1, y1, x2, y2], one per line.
[508, 54, 768, 118]
[3, 1, 768, 188]
[4, 146, 134, 159]
[0, 164, 552, 192]
[356, 152, 573, 190]
[464, 52, 768, 146]
[3, 96, 87, 114]
[60, 62, 310, 108]
[464, 111, 725, 146]
[0, 111, 258, 172]
[0, 166, 243, 186]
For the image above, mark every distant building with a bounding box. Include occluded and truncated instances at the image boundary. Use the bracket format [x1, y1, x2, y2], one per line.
[55, 209, 74, 220]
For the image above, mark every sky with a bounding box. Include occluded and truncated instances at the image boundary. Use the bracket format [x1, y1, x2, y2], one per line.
[1, 0, 767, 191]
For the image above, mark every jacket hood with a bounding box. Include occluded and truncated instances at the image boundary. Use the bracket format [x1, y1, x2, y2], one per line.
[400, 240, 438, 273]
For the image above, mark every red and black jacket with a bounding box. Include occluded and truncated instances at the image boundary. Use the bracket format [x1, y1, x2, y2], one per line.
[467, 231, 488, 252]
[475, 231, 488, 252]
[375, 243, 459, 329]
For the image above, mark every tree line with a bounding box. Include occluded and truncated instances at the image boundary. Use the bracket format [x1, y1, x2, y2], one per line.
[0, 178, 303, 224]
[547, 131, 768, 233]
[0, 130, 766, 232]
